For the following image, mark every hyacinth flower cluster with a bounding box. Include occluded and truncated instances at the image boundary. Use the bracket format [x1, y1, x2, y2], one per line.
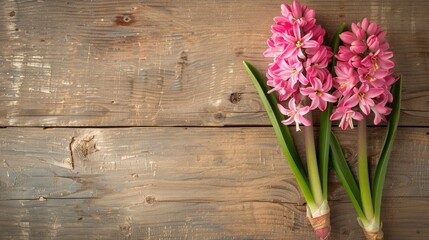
[330, 18, 398, 130]
[264, 1, 336, 131]
[329, 18, 401, 240]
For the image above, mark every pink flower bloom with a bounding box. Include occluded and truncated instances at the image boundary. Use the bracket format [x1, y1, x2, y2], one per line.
[344, 84, 385, 115]
[300, 76, 337, 111]
[330, 106, 364, 130]
[357, 67, 391, 87]
[371, 100, 392, 125]
[264, 1, 334, 130]
[267, 78, 297, 102]
[366, 35, 379, 51]
[278, 99, 311, 131]
[276, 58, 308, 85]
[305, 47, 332, 79]
[283, 23, 319, 60]
[332, 18, 398, 128]
[264, 34, 287, 58]
[305, 23, 325, 42]
[350, 40, 367, 54]
[339, 23, 367, 54]
[333, 63, 359, 97]
[361, 50, 395, 70]
[281, 0, 315, 27]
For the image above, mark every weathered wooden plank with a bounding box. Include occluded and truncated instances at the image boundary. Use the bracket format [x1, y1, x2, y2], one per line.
[1, 127, 428, 202]
[0, 198, 427, 239]
[0, 127, 428, 238]
[1, 0, 428, 127]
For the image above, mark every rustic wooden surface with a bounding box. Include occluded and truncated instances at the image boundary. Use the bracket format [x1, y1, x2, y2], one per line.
[0, 0, 428, 239]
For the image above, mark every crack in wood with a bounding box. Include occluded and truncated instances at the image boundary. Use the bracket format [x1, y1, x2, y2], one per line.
[69, 137, 76, 169]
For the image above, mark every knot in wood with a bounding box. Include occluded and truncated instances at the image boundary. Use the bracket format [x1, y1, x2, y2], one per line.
[213, 112, 226, 122]
[230, 92, 241, 104]
[145, 196, 156, 205]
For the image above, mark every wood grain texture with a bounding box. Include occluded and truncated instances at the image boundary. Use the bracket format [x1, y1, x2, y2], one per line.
[1, 127, 428, 239]
[0, 0, 428, 127]
[1, 1, 428, 239]
[0, 198, 427, 240]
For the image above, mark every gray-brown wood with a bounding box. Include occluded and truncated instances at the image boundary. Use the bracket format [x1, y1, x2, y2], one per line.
[0, 198, 427, 239]
[1, 0, 428, 127]
[1, 127, 428, 239]
[1, 0, 428, 239]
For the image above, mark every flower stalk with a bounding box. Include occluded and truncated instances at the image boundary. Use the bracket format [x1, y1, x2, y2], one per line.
[358, 118, 374, 222]
[304, 113, 323, 207]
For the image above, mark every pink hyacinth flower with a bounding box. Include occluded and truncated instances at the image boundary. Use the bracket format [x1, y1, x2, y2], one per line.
[278, 99, 311, 131]
[300, 76, 337, 111]
[283, 23, 319, 60]
[330, 106, 364, 130]
[264, 1, 334, 131]
[333, 62, 359, 97]
[344, 84, 385, 115]
[276, 58, 308, 85]
[281, 0, 315, 27]
[332, 18, 398, 128]
[371, 99, 392, 125]
[305, 47, 332, 80]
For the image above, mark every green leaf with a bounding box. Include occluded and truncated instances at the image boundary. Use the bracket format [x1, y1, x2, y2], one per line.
[330, 132, 366, 221]
[319, 23, 346, 199]
[372, 76, 402, 223]
[330, 23, 346, 75]
[243, 61, 314, 204]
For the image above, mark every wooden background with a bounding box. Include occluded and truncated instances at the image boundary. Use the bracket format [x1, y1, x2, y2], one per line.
[0, 0, 428, 239]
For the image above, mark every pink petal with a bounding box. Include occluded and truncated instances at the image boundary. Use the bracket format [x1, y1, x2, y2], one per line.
[359, 102, 371, 115]
[344, 94, 359, 108]
[366, 88, 385, 98]
[339, 32, 356, 44]
[300, 87, 314, 96]
[330, 109, 344, 121]
[351, 23, 365, 40]
[310, 97, 320, 110]
[367, 22, 379, 35]
[288, 99, 297, 111]
[298, 106, 311, 115]
[277, 104, 289, 115]
[283, 44, 297, 59]
[302, 39, 319, 48]
[353, 111, 364, 121]
[318, 99, 327, 111]
[292, 0, 302, 19]
[293, 22, 302, 40]
[304, 9, 315, 20]
[321, 93, 337, 103]
[297, 114, 311, 126]
[361, 18, 369, 31]
[350, 41, 367, 54]
[282, 117, 295, 125]
[367, 35, 380, 50]
[338, 115, 349, 130]
[297, 49, 306, 60]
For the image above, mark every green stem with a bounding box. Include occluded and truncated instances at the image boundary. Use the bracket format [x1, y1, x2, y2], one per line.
[304, 112, 323, 207]
[358, 118, 374, 221]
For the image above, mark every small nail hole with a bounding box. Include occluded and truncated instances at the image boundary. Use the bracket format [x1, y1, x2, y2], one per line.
[123, 16, 131, 23]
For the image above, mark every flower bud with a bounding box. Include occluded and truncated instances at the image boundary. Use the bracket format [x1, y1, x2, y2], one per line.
[367, 35, 380, 51]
